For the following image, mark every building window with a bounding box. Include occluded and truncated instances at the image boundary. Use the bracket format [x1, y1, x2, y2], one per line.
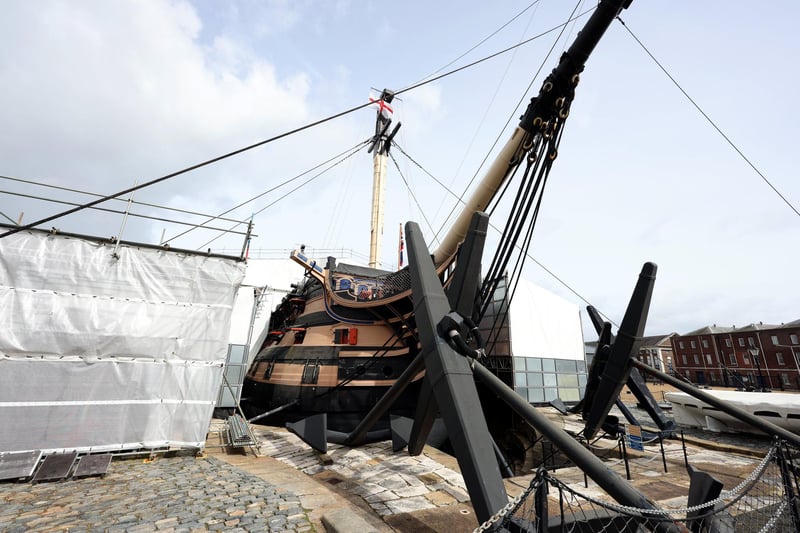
[748, 337, 755, 347]
[678, 341, 684, 349]
[738, 338, 745, 347]
[729, 353, 737, 366]
[743, 354, 750, 365]
[771, 335, 779, 345]
[725, 339, 732, 347]
[682, 355, 688, 365]
[782, 373, 791, 386]
[690, 341, 696, 349]
[777, 353, 785, 366]
[693, 354, 699, 365]
[702, 340, 709, 348]
[791, 334, 799, 345]
[705, 354, 712, 364]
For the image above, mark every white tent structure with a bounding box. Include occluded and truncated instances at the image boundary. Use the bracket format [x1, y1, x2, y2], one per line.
[507, 278, 587, 404]
[0, 229, 245, 454]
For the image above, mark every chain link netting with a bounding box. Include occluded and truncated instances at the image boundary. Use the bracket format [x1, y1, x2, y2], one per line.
[475, 440, 800, 532]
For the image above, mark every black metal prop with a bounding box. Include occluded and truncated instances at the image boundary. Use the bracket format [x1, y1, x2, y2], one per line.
[405, 220, 508, 523]
[581, 296, 675, 436]
[632, 359, 800, 448]
[583, 262, 657, 440]
[685, 465, 724, 533]
[408, 211, 490, 455]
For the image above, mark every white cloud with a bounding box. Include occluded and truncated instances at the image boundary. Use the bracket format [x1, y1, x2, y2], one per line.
[0, 0, 336, 250]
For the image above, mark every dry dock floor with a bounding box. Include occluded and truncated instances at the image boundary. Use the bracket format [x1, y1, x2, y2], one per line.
[0, 406, 773, 532]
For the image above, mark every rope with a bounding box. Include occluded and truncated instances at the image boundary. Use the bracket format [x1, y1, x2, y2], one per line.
[618, 16, 800, 220]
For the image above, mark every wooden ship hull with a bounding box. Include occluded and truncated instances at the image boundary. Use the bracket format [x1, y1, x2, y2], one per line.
[242, 250, 440, 433]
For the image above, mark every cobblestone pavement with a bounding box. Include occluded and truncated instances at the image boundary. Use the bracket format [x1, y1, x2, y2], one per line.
[2, 408, 777, 533]
[0, 454, 313, 533]
[250, 425, 471, 518]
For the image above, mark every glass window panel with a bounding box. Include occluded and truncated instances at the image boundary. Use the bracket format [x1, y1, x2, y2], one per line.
[528, 388, 545, 403]
[544, 388, 558, 402]
[559, 388, 580, 402]
[219, 387, 237, 407]
[225, 364, 243, 384]
[577, 361, 586, 373]
[526, 358, 542, 372]
[578, 374, 588, 387]
[556, 359, 576, 373]
[516, 387, 528, 400]
[543, 373, 557, 387]
[558, 374, 578, 387]
[514, 372, 527, 387]
[542, 359, 555, 372]
[513, 357, 527, 371]
[527, 373, 543, 387]
[228, 344, 247, 364]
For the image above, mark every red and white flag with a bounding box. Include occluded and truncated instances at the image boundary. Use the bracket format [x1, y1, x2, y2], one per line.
[369, 96, 393, 119]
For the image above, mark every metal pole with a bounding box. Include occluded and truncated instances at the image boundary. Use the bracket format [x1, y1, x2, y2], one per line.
[750, 347, 767, 391]
[112, 182, 136, 258]
[472, 361, 678, 530]
[344, 353, 425, 446]
[247, 399, 299, 424]
[632, 359, 800, 447]
[620, 432, 631, 481]
[681, 431, 689, 470]
[777, 442, 800, 529]
[659, 433, 668, 473]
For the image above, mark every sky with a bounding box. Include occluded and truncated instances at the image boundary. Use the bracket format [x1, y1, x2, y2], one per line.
[1, 0, 798, 341]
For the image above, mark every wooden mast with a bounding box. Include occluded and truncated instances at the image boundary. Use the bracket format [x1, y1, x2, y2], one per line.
[367, 89, 399, 269]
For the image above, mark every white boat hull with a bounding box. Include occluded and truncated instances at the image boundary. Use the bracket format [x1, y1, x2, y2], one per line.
[665, 389, 800, 435]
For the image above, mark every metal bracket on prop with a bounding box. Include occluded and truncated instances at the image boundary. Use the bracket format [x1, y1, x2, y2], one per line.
[437, 312, 485, 360]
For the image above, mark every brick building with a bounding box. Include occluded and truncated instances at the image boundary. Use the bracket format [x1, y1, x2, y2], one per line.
[670, 320, 800, 391]
[637, 334, 677, 381]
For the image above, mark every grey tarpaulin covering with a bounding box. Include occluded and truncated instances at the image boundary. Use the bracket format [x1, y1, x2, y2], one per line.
[0, 229, 245, 453]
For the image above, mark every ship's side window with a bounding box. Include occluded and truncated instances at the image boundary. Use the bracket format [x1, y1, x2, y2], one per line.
[301, 360, 320, 384]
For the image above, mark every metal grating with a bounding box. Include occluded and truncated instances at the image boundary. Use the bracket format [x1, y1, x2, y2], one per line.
[74, 454, 112, 477]
[0, 450, 43, 481]
[32, 452, 77, 482]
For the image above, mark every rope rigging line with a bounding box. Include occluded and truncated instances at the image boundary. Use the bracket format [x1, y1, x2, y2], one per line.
[391, 139, 619, 328]
[0, 189, 248, 235]
[196, 140, 369, 251]
[0, 174, 243, 224]
[419, 0, 543, 228]
[387, 151, 439, 248]
[408, 0, 543, 87]
[432, 2, 592, 245]
[0, 9, 594, 241]
[162, 139, 370, 246]
[617, 16, 800, 220]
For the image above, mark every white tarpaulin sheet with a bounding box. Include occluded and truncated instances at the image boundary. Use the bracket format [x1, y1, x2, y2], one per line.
[0, 230, 245, 453]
